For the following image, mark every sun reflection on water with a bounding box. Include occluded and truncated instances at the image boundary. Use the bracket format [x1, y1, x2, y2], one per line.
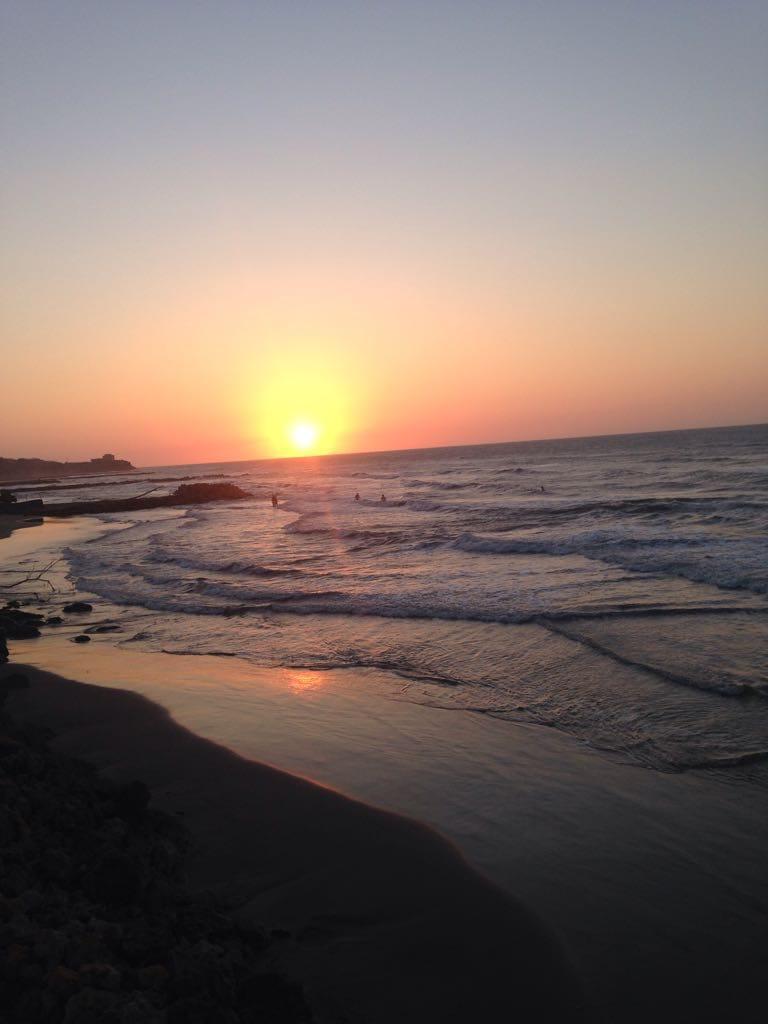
[287, 670, 326, 693]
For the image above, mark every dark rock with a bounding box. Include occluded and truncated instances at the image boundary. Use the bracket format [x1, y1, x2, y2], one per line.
[84, 624, 123, 635]
[0, 633, 8, 663]
[138, 964, 169, 991]
[0, 735, 26, 760]
[237, 973, 312, 1023]
[0, 609, 43, 639]
[71, 635, 91, 644]
[120, 920, 174, 966]
[46, 616, 64, 625]
[0, 807, 18, 843]
[40, 847, 73, 883]
[172, 483, 250, 503]
[167, 996, 238, 1024]
[112, 780, 151, 821]
[47, 965, 81, 998]
[84, 852, 144, 907]
[62, 987, 124, 1023]
[0, 701, 313, 1024]
[63, 602, 93, 614]
[78, 962, 121, 991]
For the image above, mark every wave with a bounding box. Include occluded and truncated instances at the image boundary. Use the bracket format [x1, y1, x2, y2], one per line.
[346, 471, 400, 480]
[542, 620, 767, 699]
[453, 530, 706, 555]
[147, 551, 304, 578]
[403, 478, 475, 490]
[452, 531, 768, 596]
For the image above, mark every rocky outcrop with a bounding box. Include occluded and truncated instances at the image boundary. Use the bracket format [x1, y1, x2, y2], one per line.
[41, 484, 252, 519]
[0, 676, 312, 1023]
[0, 605, 44, 643]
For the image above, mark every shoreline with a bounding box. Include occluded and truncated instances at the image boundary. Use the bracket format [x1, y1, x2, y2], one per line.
[1, 662, 587, 1022]
[4, 512, 768, 1022]
[0, 513, 43, 543]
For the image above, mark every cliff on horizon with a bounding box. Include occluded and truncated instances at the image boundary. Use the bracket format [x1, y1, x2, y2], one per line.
[0, 453, 135, 483]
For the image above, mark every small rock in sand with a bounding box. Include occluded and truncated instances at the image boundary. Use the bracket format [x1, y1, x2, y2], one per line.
[70, 635, 91, 644]
[62, 602, 93, 614]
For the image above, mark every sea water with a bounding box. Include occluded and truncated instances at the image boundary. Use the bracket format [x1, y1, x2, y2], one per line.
[17, 422, 768, 782]
[7, 423, 768, 1022]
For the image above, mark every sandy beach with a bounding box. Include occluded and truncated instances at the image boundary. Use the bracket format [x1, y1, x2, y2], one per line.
[2, 470, 767, 1023]
[1, 514, 588, 1022]
[1, 661, 585, 1023]
[5, 2, 767, 1019]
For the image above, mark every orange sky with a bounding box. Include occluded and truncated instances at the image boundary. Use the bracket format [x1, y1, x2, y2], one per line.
[2, 3, 767, 465]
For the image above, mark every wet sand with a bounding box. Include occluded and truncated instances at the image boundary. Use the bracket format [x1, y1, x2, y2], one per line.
[0, 513, 40, 542]
[4, 519, 767, 1022]
[2, 663, 586, 1023]
[9, 639, 768, 1024]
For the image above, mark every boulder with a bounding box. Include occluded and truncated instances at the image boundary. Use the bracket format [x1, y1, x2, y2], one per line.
[137, 964, 169, 991]
[84, 852, 144, 907]
[46, 965, 80, 999]
[71, 635, 91, 644]
[63, 602, 93, 614]
[0, 608, 44, 639]
[78, 962, 121, 992]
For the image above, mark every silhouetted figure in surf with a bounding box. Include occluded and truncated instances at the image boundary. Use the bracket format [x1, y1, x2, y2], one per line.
[355, 492, 360, 502]
[380, 493, 386, 503]
[271, 493, 278, 508]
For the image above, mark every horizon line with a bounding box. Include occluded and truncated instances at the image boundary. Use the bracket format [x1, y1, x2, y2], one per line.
[139, 419, 768, 470]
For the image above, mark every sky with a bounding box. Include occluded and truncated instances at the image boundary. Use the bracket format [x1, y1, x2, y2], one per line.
[2, 0, 767, 465]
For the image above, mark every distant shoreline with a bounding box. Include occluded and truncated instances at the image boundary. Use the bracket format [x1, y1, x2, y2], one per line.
[129, 420, 768, 472]
[0, 454, 135, 485]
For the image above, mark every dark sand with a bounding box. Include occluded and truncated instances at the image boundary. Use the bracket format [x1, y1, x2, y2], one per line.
[3, 664, 589, 1023]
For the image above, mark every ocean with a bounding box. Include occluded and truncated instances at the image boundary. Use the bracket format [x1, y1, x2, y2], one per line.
[22, 421, 767, 782]
[7, 422, 768, 1022]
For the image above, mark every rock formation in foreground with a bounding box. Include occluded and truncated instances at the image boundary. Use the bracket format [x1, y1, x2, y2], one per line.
[0, 673, 312, 1023]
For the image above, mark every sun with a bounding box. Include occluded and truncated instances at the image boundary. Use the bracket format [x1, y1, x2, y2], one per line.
[249, 353, 354, 457]
[290, 420, 319, 452]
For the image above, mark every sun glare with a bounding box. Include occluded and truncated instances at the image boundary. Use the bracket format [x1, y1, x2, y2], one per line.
[290, 420, 319, 452]
[251, 355, 353, 458]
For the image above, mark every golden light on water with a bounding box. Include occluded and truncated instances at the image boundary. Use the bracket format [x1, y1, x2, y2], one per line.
[287, 670, 326, 692]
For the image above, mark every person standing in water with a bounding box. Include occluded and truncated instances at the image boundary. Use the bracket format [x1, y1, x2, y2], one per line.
[271, 493, 278, 508]
[355, 492, 360, 502]
[380, 493, 386, 503]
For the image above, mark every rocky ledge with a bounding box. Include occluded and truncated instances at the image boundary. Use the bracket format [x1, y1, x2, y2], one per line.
[40, 483, 253, 519]
[0, 674, 313, 1024]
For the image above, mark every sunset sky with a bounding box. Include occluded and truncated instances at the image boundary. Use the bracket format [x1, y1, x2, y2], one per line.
[2, 1, 767, 465]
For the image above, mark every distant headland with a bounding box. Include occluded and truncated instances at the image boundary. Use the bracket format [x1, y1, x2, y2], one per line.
[0, 453, 135, 484]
